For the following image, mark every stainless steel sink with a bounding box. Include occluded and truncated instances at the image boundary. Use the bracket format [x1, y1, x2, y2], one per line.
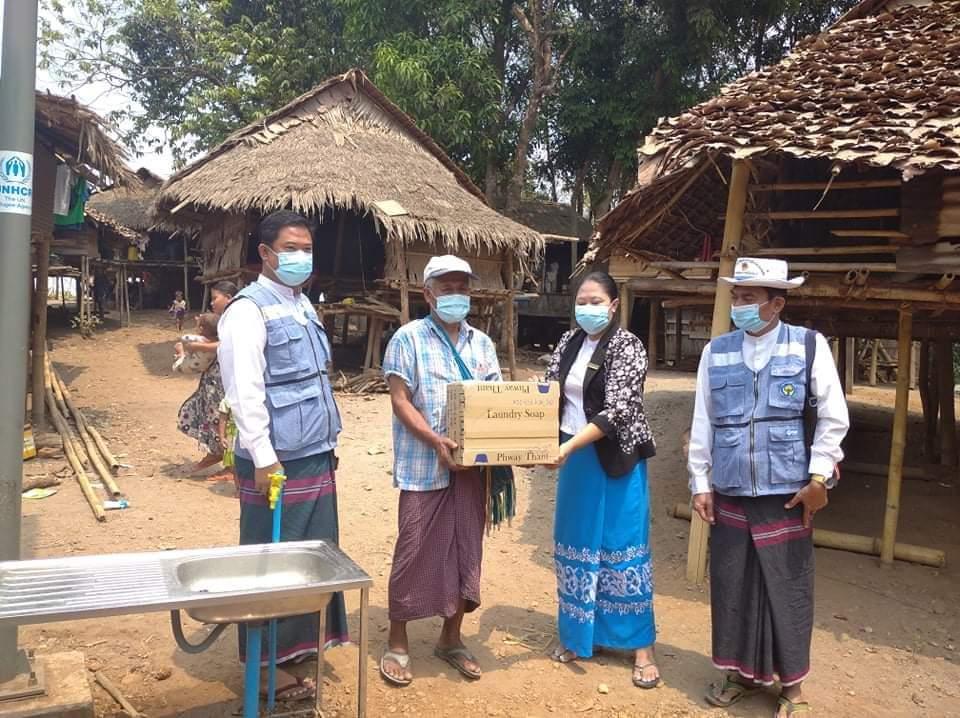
[0, 540, 371, 626]
[175, 548, 336, 623]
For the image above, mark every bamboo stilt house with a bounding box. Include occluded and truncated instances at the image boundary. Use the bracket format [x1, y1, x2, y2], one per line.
[29, 92, 134, 426]
[503, 200, 594, 346]
[86, 168, 198, 316]
[153, 69, 543, 376]
[588, 0, 960, 579]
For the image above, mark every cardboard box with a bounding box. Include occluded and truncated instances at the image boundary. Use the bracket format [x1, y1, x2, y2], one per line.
[447, 381, 560, 466]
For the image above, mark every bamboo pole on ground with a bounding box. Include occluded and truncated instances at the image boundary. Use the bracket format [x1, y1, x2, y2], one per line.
[45, 361, 89, 467]
[880, 306, 914, 565]
[671, 503, 944, 567]
[43, 382, 104, 522]
[686, 158, 750, 585]
[936, 338, 958, 467]
[94, 672, 143, 718]
[31, 232, 51, 428]
[49, 358, 121, 497]
[86, 425, 120, 472]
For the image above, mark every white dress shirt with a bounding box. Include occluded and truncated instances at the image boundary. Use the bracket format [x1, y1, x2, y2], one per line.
[560, 337, 599, 435]
[218, 275, 316, 469]
[687, 321, 850, 495]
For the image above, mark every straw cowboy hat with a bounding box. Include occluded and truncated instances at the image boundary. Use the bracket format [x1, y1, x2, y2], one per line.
[719, 257, 805, 289]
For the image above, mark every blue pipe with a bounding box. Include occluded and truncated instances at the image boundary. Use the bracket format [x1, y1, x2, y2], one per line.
[266, 478, 284, 711]
[243, 624, 262, 718]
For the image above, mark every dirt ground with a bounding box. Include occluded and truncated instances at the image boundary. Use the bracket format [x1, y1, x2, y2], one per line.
[17, 311, 960, 717]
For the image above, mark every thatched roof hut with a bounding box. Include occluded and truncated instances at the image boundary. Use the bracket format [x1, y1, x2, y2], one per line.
[504, 200, 593, 242]
[585, 0, 960, 580]
[154, 69, 540, 255]
[87, 168, 163, 232]
[591, 0, 960, 263]
[35, 92, 134, 187]
[155, 69, 541, 376]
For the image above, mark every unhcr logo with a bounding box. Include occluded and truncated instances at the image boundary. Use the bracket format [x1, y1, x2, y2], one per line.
[1, 154, 32, 184]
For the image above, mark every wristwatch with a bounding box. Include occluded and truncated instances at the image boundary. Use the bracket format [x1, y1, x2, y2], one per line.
[810, 473, 838, 490]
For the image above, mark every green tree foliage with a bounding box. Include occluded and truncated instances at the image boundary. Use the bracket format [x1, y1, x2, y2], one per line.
[41, 0, 859, 211]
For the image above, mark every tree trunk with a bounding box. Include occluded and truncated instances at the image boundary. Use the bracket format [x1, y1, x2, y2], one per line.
[507, 1, 567, 211]
[572, 159, 587, 216]
[485, 0, 513, 205]
[591, 158, 623, 220]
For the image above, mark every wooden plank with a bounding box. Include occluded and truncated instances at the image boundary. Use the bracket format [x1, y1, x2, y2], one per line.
[880, 306, 913, 565]
[830, 230, 909, 239]
[625, 277, 960, 307]
[687, 158, 749, 586]
[646, 260, 898, 273]
[749, 179, 901, 192]
[757, 244, 899, 256]
[737, 208, 899, 220]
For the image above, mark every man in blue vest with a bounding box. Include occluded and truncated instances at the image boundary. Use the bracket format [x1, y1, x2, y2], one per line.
[219, 210, 347, 701]
[687, 258, 849, 718]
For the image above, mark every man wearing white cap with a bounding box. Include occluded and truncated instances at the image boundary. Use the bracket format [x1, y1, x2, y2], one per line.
[688, 258, 849, 717]
[379, 255, 502, 687]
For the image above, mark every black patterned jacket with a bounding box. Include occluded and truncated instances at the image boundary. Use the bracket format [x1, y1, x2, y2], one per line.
[546, 324, 656, 477]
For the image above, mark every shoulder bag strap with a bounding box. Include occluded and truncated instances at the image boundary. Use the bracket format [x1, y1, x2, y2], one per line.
[430, 316, 473, 381]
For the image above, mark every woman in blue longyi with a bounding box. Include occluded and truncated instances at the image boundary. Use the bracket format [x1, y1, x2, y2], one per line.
[544, 271, 660, 689]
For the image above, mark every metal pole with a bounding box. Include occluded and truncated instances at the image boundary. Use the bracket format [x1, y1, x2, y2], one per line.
[0, 0, 39, 683]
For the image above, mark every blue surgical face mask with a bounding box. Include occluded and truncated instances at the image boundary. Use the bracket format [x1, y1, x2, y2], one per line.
[267, 247, 313, 287]
[575, 304, 612, 335]
[730, 300, 772, 333]
[435, 294, 470, 324]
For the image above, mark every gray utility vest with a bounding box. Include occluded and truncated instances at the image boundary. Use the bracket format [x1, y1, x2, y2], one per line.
[232, 282, 341, 463]
[708, 322, 812, 497]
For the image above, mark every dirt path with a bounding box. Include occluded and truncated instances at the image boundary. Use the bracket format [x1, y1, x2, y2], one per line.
[19, 312, 960, 717]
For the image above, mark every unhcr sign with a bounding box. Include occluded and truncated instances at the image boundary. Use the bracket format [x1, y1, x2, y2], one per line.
[0, 150, 33, 215]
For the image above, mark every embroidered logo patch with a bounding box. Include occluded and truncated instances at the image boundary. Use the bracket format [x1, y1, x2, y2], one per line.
[779, 382, 796, 397]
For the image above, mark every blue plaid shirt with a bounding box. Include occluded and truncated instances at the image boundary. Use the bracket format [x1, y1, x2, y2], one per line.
[383, 317, 502, 491]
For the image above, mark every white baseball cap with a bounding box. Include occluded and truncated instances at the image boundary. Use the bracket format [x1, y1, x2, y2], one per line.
[423, 255, 478, 282]
[719, 257, 805, 289]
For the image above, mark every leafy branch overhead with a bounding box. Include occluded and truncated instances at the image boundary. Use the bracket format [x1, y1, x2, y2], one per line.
[40, 0, 860, 215]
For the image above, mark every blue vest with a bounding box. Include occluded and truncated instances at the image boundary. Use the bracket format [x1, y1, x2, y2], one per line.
[708, 322, 810, 497]
[232, 282, 341, 463]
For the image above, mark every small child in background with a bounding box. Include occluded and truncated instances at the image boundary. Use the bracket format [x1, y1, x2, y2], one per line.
[173, 313, 218, 374]
[169, 291, 187, 331]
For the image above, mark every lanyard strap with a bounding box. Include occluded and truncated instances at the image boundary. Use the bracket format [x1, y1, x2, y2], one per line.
[430, 316, 473, 381]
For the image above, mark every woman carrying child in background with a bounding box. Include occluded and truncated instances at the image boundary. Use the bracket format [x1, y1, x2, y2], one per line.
[175, 281, 238, 476]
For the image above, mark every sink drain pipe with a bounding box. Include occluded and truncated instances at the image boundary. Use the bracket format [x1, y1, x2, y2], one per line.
[169, 611, 229, 654]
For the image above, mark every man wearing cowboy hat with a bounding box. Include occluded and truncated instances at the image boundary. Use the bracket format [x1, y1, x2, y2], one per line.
[688, 258, 849, 718]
